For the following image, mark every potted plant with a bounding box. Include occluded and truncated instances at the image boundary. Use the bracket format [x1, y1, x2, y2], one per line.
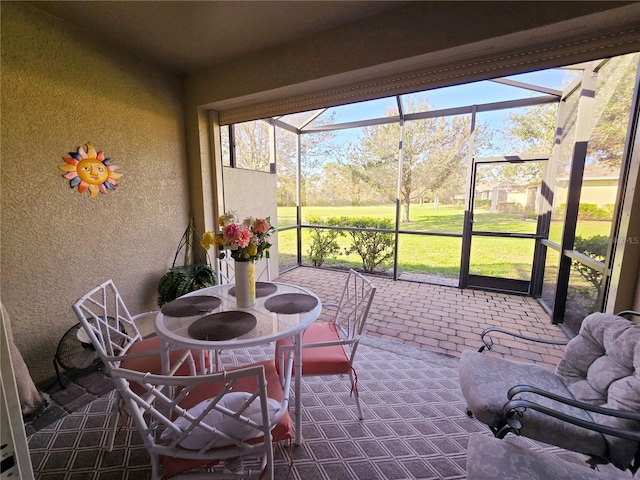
[157, 223, 216, 307]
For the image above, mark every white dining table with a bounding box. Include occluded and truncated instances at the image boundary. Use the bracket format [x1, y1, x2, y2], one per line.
[154, 281, 322, 445]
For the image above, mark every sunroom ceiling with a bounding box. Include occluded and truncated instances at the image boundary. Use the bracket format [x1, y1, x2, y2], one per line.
[29, 1, 409, 73]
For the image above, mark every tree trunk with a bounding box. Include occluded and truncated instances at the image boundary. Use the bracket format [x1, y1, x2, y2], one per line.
[1, 302, 49, 417]
[403, 198, 411, 222]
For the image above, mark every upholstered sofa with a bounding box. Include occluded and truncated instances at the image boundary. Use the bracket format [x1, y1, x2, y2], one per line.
[466, 433, 636, 480]
[459, 312, 640, 471]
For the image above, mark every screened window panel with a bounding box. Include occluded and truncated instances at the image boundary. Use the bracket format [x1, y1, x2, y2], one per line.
[397, 234, 461, 286]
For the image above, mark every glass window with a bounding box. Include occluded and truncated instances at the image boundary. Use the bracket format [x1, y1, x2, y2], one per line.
[478, 104, 557, 157]
[503, 68, 580, 90]
[220, 125, 231, 167]
[564, 260, 603, 335]
[233, 119, 272, 172]
[574, 53, 639, 259]
[278, 109, 325, 129]
[401, 74, 562, 113]
[473, 161, 544, 235]
[548, 81, 581, 244]
[307, 96, 398, 127]
[277, 228, 298, 272]
[540, 245, 560, 312]
[300, 126, 397, 223]
[275, 128, 297, 227]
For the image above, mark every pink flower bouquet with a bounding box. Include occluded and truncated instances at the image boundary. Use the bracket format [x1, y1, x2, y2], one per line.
[201, 212, 274, 262]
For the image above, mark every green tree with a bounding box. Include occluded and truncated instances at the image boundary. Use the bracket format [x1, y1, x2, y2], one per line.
[588, 53, 639, 167]
[227, 112, 339, 207]
[504, 103, 557, 156]
[573, 234, 609, 298]
[348, 99, 485, 222]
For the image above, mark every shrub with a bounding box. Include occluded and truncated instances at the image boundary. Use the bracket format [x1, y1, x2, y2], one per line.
[307, 215, 344, 267]
[474, 199, 491, 210]
[554, 203, 615, 221]
[335, 216, 395, 273]
[497, 202, 524, 214]
[577, 203, 615, 221]
[572, 234, 609, 296]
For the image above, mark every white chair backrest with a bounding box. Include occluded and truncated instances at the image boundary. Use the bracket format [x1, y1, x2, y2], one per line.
[110, 362, 288, 479]
[216, 252, 271, 285]
[335, 269, 376, 347]
[72, 279, 142, 367]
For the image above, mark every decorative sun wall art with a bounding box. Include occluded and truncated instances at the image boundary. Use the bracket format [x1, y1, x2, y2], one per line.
[59, 143, 122, 198]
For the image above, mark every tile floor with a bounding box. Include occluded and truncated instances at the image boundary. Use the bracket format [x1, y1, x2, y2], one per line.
[28, 265, 569, 437]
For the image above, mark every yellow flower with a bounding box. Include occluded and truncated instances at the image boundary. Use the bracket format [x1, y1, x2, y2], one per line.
[200, 231, 216, 250]
[247, 244, 258, 257]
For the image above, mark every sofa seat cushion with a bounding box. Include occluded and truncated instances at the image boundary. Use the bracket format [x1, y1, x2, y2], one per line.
[459, 350, 607, 460]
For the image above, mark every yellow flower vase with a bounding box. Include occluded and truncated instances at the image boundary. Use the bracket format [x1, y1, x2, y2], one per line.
[234, 259, 256, 308]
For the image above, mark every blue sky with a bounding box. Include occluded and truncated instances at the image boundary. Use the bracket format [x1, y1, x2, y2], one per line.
[319, 67, 576, 153]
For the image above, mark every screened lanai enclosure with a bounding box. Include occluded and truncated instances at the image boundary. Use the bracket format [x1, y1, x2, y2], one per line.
[218, 52, 639, 336]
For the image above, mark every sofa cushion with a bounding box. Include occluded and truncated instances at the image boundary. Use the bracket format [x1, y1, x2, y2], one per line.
[555, 313, 640, 468]
[466, 433, 630, 480]
[458, 350, 606, 459]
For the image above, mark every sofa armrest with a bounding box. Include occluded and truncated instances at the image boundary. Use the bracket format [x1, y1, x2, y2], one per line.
[503, 384, 640, 441]
[478, 327, 569, 352]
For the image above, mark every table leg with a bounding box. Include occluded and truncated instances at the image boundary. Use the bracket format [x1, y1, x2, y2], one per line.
[294, 331, 303, 445]
[159, 338, 170, 374]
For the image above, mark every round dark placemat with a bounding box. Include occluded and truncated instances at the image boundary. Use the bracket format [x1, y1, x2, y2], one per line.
[264, 293, 319, 314]
[228, 282, 278, 298]
[160, 296, 221, 317]
[187, 311, 257, 341]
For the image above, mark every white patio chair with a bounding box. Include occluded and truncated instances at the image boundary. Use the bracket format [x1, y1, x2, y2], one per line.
[72, 279, 208, 451]
[109, 350, 294, 479]
[275, 269, 376, 419]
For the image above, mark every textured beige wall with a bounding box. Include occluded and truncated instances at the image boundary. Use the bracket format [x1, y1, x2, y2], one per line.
[1, 3, 190, 385]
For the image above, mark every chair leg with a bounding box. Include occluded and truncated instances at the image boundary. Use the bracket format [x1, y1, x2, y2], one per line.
[105, 394, 121, 451]
[349, 369, 364, 420]
[150, 451, 161, 480]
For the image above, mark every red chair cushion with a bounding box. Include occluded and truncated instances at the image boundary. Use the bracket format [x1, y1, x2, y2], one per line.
[162, 359, 291, 479]
[120, 336, 209, 394]
[276, 321, 351, 375]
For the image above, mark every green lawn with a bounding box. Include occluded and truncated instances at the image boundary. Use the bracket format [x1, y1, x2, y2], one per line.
[276, 204, 612, 279]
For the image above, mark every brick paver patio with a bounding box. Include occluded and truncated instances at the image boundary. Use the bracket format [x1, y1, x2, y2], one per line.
[277, 266, 569, 370]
